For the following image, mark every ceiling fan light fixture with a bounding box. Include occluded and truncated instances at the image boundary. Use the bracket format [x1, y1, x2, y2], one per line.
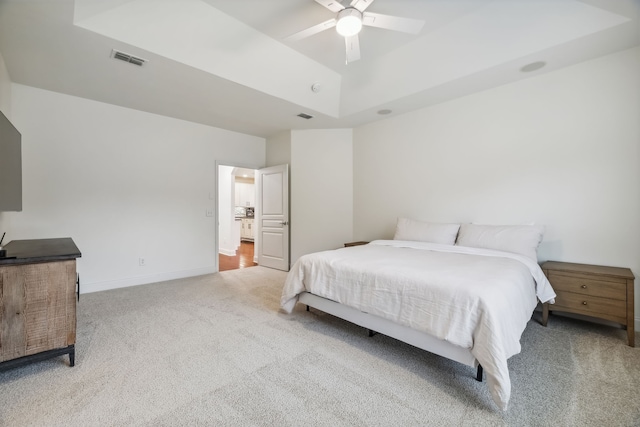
[336, 8, 363, 37]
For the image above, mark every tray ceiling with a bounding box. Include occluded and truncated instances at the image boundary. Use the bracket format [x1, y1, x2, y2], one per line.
[0, 0, 638, 137]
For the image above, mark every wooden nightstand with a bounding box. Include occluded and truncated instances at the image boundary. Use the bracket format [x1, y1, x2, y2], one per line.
[541, 261, 635, 347]
[344, 241, 369, 247]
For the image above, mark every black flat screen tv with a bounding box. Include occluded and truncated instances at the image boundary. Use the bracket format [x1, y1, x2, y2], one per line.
[0, 109, 22, 211]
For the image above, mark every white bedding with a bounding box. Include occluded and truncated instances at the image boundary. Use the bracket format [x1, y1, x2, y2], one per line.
[281, 240, 556, 411]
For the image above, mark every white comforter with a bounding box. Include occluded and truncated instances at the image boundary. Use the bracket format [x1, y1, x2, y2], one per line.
[281, 240, 556, 411]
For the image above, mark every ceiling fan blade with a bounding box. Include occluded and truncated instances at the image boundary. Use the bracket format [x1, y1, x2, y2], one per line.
[314, 0, 345, 13]
[363, 12, 425, 35]
[345, 34, 361, 63]
[284, 18, 337, 42]
[350, 0, 375, 12]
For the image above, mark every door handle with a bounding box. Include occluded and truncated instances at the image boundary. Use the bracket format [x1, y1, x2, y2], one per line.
[281, 221, 289, 225]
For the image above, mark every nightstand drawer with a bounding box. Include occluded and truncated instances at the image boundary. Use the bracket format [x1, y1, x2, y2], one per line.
[554, 291, 627, 323]
[548, 273, 626, 300]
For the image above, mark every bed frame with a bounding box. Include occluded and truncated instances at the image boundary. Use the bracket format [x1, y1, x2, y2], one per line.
[299, 292, 484, 381]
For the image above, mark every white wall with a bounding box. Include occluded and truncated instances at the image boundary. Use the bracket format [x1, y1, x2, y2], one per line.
[266, 131, 291, 167]
[0, 52, 10, 116]
[353, 47, 640, 322]
[0, 51, 12, 234]
[7, 84, 265, 292]
[217, 165, 236, 256]
[290, 129, 353, 263]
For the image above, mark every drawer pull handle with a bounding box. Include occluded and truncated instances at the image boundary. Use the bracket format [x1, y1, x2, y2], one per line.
[582, 301, 588, 305]
[581, 284, 587, 289]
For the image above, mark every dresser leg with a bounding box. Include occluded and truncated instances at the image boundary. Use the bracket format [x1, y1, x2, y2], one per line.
[627, 278, 634, 347]
[69, 346, 75, 367]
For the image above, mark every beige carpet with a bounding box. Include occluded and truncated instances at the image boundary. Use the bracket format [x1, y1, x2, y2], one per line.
[1, 266, 639, 426]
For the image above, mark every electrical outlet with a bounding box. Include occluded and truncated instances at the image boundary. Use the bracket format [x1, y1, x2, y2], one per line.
[139, 257, 146, 266]
[206, 208, 213, 217]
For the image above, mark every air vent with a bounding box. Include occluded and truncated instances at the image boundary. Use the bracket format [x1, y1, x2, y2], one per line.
[110, 49, 147, 67]
[297, 113, 314, 120]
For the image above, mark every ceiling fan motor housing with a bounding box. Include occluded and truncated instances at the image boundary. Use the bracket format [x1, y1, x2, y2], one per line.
[336, 7, 363, 37]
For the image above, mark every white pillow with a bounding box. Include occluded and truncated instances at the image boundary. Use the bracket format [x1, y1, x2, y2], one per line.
[393, 218, 460, 245]
[455, 223, 544, 260]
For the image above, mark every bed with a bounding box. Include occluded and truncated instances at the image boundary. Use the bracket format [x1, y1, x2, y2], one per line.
[280, 220, 556, 411]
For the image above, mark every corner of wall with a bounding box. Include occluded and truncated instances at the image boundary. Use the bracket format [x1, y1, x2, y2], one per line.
[0, 50, 12, 116]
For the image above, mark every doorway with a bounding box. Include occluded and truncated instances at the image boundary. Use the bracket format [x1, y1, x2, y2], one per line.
[217, 164, 258, 271]
[219, 241, 256, 271]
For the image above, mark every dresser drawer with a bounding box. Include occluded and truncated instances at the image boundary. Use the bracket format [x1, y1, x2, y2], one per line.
[554, 290, 627, 323]
[548, 272, 626, 300]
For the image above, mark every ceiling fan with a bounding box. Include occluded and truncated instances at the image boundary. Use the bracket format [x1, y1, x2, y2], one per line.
[285, 0, 426, 64]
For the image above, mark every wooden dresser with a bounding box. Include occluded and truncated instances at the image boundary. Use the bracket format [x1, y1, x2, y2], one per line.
[0, 238, 82, 370]
[541, 261, 635, 347]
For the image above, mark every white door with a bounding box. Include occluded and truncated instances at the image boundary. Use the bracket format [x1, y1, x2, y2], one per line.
[256, 164, 289, 271]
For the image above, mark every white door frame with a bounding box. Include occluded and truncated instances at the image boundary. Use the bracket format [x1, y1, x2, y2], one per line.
[214, 160, 261, 272]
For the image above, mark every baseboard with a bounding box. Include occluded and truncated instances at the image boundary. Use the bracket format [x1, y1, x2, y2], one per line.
[80, 266, 217, 294]
[219, 248, 236, 256]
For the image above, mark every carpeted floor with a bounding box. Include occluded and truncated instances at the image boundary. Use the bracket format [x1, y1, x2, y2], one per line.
[1, 266, 639, 426]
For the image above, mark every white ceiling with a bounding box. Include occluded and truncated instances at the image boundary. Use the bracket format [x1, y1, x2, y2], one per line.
[0, 0, 638, 138]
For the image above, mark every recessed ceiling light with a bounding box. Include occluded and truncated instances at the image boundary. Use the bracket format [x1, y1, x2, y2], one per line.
[377, 109, 392, 115]
[520, 61, 546, 73]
